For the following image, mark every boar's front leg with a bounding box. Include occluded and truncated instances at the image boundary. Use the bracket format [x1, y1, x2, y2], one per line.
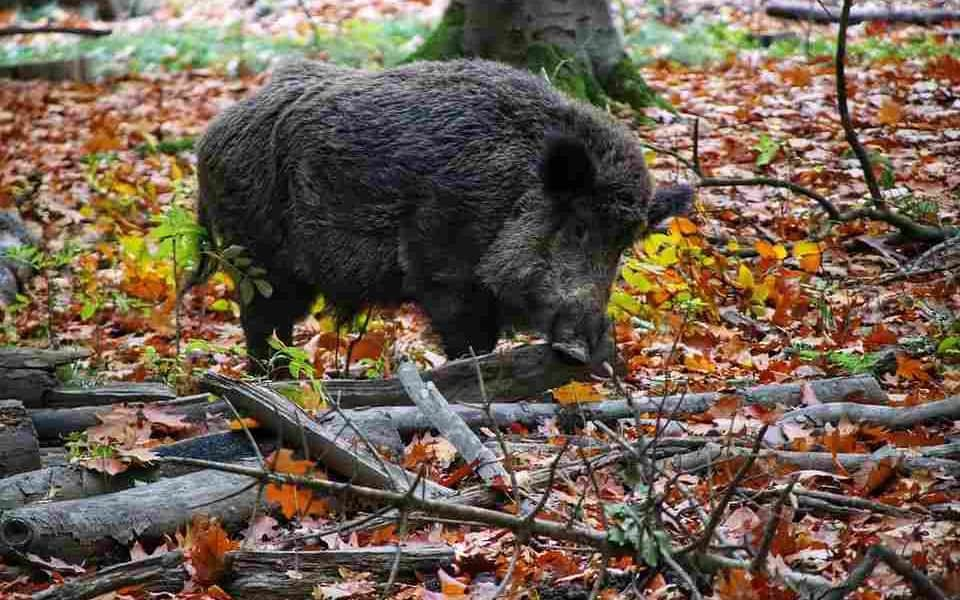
[420, 284, 501, 361]
[239, 278, 317, 376]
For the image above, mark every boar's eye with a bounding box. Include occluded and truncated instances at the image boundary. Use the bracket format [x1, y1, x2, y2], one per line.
[572, 221, 588, 241]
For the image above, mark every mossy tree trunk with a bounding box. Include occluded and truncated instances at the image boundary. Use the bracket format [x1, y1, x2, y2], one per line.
[408, 0, 665, 110]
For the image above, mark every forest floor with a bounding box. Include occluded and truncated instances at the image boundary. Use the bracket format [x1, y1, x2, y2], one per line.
[1, 1, 960, 599]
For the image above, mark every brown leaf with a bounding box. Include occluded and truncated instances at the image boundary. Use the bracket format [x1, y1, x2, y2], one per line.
[190, 517, 239, 586]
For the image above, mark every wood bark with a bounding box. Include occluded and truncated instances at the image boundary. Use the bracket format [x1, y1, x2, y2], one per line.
[779, 396, 960, 428]
[396, 362, 508, 483]
[338, 374, 886, 436]
[0, 347, 88, 409]
[203, 372, 454, 499]
[460, 0, 624, 82]
[44, 383, 176, 408]
[0, 400, 41, 477]
[664, 444, 960, 477]
[223, 546, 455, 600]
[30, 397, 227, 442]
[0, 465, 260, 563]
[32, 550, 186, 600]
[0, 431, 269, 512]
[272, 342, 590, 408]
[767, 1, 960, 25]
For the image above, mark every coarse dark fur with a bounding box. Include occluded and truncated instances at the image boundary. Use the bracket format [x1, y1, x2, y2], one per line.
[192, 58, 692, 372]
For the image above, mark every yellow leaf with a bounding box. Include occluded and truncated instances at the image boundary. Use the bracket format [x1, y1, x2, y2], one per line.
[684, 352, 717, 373]
[737, 264, 755, 289]
[553, 381, 606, 405]
[170, 160, 183, 182]
[643, 149, 657, 166]
[113, 181, 137, 197]
[755, 240, 787, 260]
[877, 98, 902, 126]
[654, 245, 678, 267]
[793, 241, 821, 273]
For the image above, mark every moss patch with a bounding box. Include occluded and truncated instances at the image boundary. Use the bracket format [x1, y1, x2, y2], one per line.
[405, 1, 465, 62]
[605, 56, 673, 112]
[525, 43, 606, 105]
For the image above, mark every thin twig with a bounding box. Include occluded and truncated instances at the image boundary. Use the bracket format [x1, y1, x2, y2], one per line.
[835, 0, 883, 206]
[750, 475, 798, 572]
[678, 425, 769, 555]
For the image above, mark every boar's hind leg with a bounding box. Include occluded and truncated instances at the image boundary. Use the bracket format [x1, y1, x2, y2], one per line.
[240, 278, 316, 376]
[420, 285, 501, 361]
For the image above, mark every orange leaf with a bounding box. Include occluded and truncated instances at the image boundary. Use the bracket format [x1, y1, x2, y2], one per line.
[877, 98, 902, 126]
[780, 64, 812, 87]
[438, 568, 468, 597]
[793, 241, 821, 274]
[190, 517, 239, 586]
[684, 352, 717, 373]
[855, 458, 899, 497]
[439, 459, 479, 488]
[895, 355, 930, 381]
[864, 324, 898, 347]
[553, 381, 606, 405]
[229, 417, 260, 431]
[670, 216, 699, 235]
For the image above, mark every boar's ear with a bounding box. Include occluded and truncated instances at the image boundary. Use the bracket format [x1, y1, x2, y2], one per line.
[540, 133, 597, 198]
[649, 184, 694, 226]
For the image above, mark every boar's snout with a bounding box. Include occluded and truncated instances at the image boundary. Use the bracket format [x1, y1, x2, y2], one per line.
[549, 293, 614, 369]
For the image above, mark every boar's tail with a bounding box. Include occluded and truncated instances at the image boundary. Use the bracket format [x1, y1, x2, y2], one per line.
[649, 183, 695, 226]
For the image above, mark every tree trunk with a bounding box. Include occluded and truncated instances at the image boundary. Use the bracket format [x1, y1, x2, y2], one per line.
[410, 0, 663, 110]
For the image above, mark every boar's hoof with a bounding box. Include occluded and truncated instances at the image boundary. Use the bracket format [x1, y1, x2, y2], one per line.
[551, 341, 590, 365]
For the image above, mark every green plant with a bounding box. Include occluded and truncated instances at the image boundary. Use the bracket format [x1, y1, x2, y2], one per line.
[64, 431, 119, 462]
[604, 502, 671, 566]
[4, 242, 81, 347]
[754, 133, 781, 167]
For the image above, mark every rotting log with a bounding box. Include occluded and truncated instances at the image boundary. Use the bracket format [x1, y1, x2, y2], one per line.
[270, 342, 590, 408]
[32, 550, 186, 600]
[203, 372, 454, 499]
[0, 400, 41, 477]
[664, 444, 960, 477]
[0, 347, 89, 408]
[767, 1, 960, 24]
[0, 346, 173, 409]
[222, 545, 455, 600]
[0, 431, 268, 512]
[0, 465, 139, 512]
[30, 396, 226, 442]
[44, 382, 175, 408]
[337, 374, 886, 436]
[779, 396, 960, 429]
[0, 465, 261, 564]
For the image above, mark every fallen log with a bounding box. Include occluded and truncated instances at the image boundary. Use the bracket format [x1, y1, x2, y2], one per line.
[779, 396, 960, 428]
[222, 545, 455, 600]
[271, 342, 590, 408]
[0, 400, 41, 477]
[396, 362, 507, 484]
[0, 465, 260, 564]
[0, 465, 139, 512]
[44, 382, 175, 408]
[0, 431, 269, 512]
[665, 444, 960, 477]
[338, 374, 886, 436]
[32, 550, 186, 600]
[203, 372, 453, 499]
[0, 347, 89, 408]
[31, 396, 226, 442]
[767, 1, 960, 24]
